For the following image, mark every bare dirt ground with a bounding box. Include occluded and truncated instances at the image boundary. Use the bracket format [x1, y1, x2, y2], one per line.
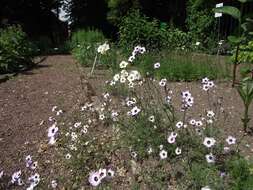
[0, 55, 252, 189]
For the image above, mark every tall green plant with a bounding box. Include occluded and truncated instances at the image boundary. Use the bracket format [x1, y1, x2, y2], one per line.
[237, 77, 253, 133]
[214, 0, 253, 87]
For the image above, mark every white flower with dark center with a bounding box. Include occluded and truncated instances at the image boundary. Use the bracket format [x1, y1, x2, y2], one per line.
[99, 114, 105, 120]
[167, 136, 176, 144]
[170, 132, 178, 138]
[131, 151, 137, 158]
[107, 169, 115, 178]
[189, 119, 196, 126]
[48, 123, 58, 138]
[181, 91, 191, 99]
[113, 74, 120, 82]
[30, 161, 38, 170]
[195, 128, 202, 135]
[202, 77, 209, 84]
[128, 55, 135, 63]
[175, 147, 182, 155]
[17, 178, 24, 186]
[88, 171, 101, 187]
[69, 144, 77, 151]
[205, 153, 215, 163]
[120, 76, 126, 83]
[154, 62, 160, 69]
[148, 115, 155, 123]
[65, 153, 71, 160]
[159, 79, 167, 87]
[207, 81, 214, 88]
[98, 168, 107, 180]
[111, 111, 119, 118]
[207, 110, 215, 118]
[176, 121, 183, 129]
[202, 84, 210, 91]
[51, 180, 58, 189]
[159, 150, 168, 160]
[120, 61, 129, 69]
[110, 80, 116, 86]
[196, 120, 203, 127]
[226, 136, 236, 145]
[25, 155, 33, 168]
[203, 137, 216, 148]
[139, 47, 146, 54]
[130, 106, 141, 116]
[74, 122, 82, 128]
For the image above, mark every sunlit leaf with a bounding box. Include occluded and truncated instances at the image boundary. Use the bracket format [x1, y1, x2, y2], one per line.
[214, 6, 241, 20]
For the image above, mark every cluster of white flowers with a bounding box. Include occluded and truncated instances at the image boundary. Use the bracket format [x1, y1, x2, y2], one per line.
[181, 90, 194, 110]
[11, 170, 23, 186]
[88, 168, 115, 187]
[25, 155, 38, 170]
[128, 45, 146, 62]
[202, 77, 215, 91]
[97, 42, 110, 55]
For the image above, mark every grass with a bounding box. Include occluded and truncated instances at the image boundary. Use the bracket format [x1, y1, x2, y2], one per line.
[135, 50, 230, 81]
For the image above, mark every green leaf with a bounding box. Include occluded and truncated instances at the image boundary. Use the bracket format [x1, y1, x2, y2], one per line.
[214, 6, 241, 20]
[228, 35, 244, 44]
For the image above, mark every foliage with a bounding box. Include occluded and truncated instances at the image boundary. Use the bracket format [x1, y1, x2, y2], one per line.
[237, 40, 253, 63]
[237, 77, 253, 132]
[71, 29, 119, 69]
[226, 157, 253, 190]
[0, 25, 36, 73]
[214, 0, 253, 86]
[118, 10, 192, 50]
[186, 0, 217, 51]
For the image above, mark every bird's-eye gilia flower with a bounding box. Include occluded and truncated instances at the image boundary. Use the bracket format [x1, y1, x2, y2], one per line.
[88, 171, 101, 187]
[205, 153, 215, 163]
[226, 136, 236, 145]
[203, 137, 216, 148]
[107, 169, 115, 179]
[119, 61, 129, 69]
[48, 123, 58, 138]
[130, 106, 141, 116]
[159, 150, 168, 159]
[154, 62, 160, 69]
[175, 147, 182, 155]
[176, 121, 183, 129]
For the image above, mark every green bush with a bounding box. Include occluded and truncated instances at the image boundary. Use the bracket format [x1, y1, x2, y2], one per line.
[186, 0, 218, 52]
[71, 29, 106, 48]
[118, 10, 193, 51]
[0, 25, 35, 73]
[238, 41, 253, 63]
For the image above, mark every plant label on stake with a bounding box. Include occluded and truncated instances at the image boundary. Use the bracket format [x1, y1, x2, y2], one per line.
[215, 3, 223, 18]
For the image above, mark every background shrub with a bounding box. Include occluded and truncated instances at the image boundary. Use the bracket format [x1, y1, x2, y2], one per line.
[0, 25, 35, 74]
[118, 10, 193, 51]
